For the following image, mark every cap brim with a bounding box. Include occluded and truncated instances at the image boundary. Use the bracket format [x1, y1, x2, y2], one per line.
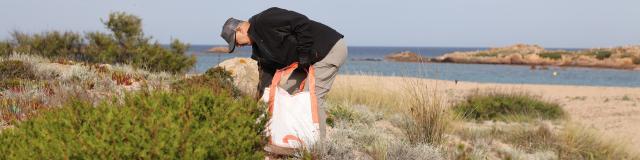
[227, 33, 236, 53]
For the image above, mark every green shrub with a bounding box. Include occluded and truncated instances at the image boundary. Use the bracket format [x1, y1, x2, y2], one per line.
[9, 31, 84, 59]
[539, 52, 568, 60]
[633, 57, 640, 65]
[0, 41, 11, 56]
[452, 92, 566, 121]
[2, 12, 195, 73]
[84, 32, 119, 63]
[173, 67, 241, 97]
[0, 60, 36, 80]
[326, 103, 360, 127]
[0, 88, 266, 159]
[588, 50, 612, 60]
[474, 51, 498, 57]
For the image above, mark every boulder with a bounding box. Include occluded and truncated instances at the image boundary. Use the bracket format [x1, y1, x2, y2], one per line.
[208, 47, 230, 53]
[384, 51, 429, 62]
[216, 58, 259, 96]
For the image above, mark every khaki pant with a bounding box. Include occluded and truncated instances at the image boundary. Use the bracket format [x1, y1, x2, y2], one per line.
[278, 38, 348, 139]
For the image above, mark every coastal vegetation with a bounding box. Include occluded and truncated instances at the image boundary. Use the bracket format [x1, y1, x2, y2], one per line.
[0, 76, 265, 159]
[0, 12, 195, 73]
[538, 51, 570, 60]
[321, 75, 639, 159]
[452, 91, 566, 121]
[0, 54, 266, 159]
[0, 12, 264, 159]
[2, 54, 639, 159]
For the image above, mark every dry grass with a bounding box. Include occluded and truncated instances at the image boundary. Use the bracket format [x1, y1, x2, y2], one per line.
[312, 102, 443, 160]
[400, 78, 451, 145]
[557, 124, 639, 160]
[327, 75, 407, 113]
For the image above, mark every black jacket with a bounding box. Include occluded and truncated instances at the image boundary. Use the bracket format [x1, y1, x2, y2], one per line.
[248, 7, 344, 70]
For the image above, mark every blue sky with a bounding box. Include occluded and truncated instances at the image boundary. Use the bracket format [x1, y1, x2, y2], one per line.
[1, 0, 639, 48]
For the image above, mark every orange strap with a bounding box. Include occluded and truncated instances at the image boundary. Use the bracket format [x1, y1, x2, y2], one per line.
[308, 66, 319, 123]
[282, 135, 304, 146]
[268, 63, 299, 113]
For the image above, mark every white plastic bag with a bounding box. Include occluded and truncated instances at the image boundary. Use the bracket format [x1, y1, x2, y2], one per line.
[261, 63, 320, 151]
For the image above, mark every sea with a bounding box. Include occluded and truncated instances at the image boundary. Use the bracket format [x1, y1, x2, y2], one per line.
[187, 45, 640, 87]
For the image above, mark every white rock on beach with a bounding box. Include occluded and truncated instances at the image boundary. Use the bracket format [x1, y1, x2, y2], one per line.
[216, 58, 259, 96]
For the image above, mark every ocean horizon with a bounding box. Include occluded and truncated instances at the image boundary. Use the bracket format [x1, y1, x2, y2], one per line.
[187, 45, 640, 87]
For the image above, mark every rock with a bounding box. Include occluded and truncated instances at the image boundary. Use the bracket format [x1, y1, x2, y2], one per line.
[507, 54, 525, 64]
[216, 58, 259, 96]
[351, 58, 383, 62]
[207, 46, 230, 53]
[384, 51, 429, 62]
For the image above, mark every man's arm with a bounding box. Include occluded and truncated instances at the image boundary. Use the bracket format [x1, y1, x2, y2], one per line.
[261, 7, 314, 67]
[288, 11, 313, 68]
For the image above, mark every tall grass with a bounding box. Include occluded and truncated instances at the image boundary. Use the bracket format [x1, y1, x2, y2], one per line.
[557, 124, 639, 160]
[401, 79, 450, 145]
[326, 75, 405, 112]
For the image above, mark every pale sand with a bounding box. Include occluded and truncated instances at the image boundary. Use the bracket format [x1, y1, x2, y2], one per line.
[333, 75, 640, 149]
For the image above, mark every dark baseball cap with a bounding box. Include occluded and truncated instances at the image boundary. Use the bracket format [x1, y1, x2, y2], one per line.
[220, 18, 244, 53]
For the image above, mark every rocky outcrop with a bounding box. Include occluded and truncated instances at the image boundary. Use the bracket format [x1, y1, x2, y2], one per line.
[384, 51, 429, 62]
[351, 58, 383, 62]
[208, 47, 230, 53]
[216, 58, 259, 96]
[432, 44, 640, 70]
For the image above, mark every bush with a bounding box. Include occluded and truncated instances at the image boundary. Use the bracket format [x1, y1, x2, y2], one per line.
[2, 12, 195, 73]
[0, 41, 11, 56]
[0, 88, 267, 159]
[172, 67, 241, 97]
[633, 57, 640, 65]
[8, 31, 84, 59]
[0, 60, 36, 80]
[326, 103, 360, 127]
[588, 50, 612, 60]
[474, 51, 498, 57]
[539, 52, 567, 60]
[452, 92, 566, 121]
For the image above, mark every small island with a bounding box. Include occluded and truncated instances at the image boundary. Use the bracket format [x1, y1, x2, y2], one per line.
[384, 51, 429, 62]
[430, 44, 640, 70]
[207, 46, 230, 53]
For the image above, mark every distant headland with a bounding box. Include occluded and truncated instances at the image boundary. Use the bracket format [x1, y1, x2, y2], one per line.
[385, 44, 640, 70]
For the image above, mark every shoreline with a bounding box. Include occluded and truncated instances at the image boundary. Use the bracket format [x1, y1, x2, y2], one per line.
[427, 60, 640, 71]
[339, 72, 640, 88]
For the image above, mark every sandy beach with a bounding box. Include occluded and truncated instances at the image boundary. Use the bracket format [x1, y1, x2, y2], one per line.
[333, 75, 640, 150]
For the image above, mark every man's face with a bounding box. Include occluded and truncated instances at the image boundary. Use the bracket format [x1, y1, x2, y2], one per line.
[234, 22, 251, 47]
[235, 32, 250, 47]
